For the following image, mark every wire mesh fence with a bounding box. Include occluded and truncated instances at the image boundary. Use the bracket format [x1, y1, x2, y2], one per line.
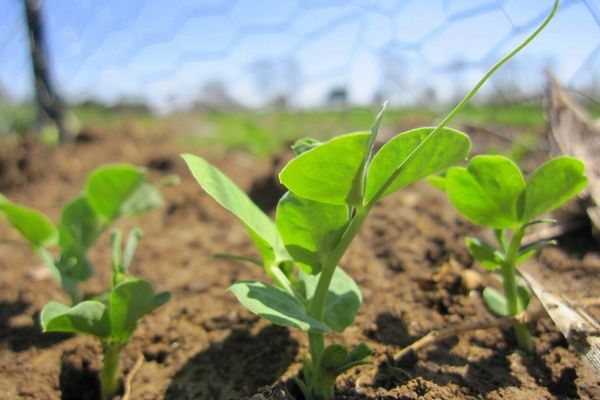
[0, 0, 599, 113]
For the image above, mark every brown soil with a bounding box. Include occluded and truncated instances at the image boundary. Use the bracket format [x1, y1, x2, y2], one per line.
[0, 126, 598, 400]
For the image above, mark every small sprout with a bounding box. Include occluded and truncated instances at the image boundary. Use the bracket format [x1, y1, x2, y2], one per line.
[445, 155, 587, 351]
[0, 164, 163, 304]
[183, 0, 559, 396]
[40, 229, 170, 400]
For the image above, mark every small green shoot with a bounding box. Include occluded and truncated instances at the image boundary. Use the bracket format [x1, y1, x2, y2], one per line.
[444, 155, 587, 351]
[184, 0, 559, 397]
[40, 229, 171, 400]
[0, 164, 163, 303]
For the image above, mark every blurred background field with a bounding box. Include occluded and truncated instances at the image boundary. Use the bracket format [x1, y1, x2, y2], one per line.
[0, 0, 599, 156]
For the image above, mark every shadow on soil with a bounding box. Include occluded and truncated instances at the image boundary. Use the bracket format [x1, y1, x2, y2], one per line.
[0, 300, 70, 352]
[165, 325, 299, 399]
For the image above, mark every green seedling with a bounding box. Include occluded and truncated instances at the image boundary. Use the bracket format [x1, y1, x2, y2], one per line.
[40, 229, 171, 400]
[183, 1, 559, 397]
[444, 155, 587, 351]
[0, 164, 163, 304]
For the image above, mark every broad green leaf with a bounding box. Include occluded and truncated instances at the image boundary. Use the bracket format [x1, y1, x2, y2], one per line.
[516, 239, 555, 264]
[229, 280, 329, 333]
[85, 164, 146, 221]
[521, 157, 587, 222]
[109, 279, 170, 343]
[365, 127, 470, 204]
[276, 192, 349, 274]
[446, 155, 525, 228]
[482, 287, 508, 317]
[58, 196, 100, 253]
[0, 200, 57, 247]
[465, 237, 502, 270]
[279, 132, 370, 205]
[298, 267, 361, 332]
[182, 154, 286, 264]
[41, 300, 109, 338]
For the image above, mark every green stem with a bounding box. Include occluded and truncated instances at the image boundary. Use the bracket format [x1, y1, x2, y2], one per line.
[305, 207, 371, 399]
[100, 341, 122, 400]
[502, 227, 533, 352]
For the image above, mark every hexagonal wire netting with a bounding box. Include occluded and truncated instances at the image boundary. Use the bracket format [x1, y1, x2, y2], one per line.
[1, 0, 599, 112]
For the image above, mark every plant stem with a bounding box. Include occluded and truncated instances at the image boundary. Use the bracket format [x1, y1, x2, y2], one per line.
[305, 207, 371, 398]
[100, 341, 122, 400]
[502, 227, 533, 352]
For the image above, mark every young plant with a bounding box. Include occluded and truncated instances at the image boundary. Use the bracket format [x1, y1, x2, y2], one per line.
[444, 155, 587, 351]
[0, 164, 163, 303]
[184, 1, 559, 397]
[40, 229, 171, 400]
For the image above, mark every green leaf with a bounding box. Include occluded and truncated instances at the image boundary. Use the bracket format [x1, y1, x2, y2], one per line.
[109, 279, 170, 343]
[291, 138, 321, 155]
[40, 300, 109, 338]
[298, 267, 361, 332]
[229, 280, 329, 333]
[521, 156, 587, 222]
[364, 127, 470, 204]
[58, 196, 101, 254]
[446, 155, 525, 228]
[465, 237, 502, 270]
[279, 132, 370, 205]
[0, 200, 57, 247]
[482, 287, 508, 317]
[56, 252, 93, 282]
[427, 175, 446, 191]
[276, 192, 349, 274]
[182, 154, 287, 265]
[119, 182, 163, 217]
[516, 239, 555, 264]
[85, 164, 147, 221]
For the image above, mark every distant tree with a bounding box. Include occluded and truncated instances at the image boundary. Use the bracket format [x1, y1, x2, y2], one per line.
[23, 0, 71, 141]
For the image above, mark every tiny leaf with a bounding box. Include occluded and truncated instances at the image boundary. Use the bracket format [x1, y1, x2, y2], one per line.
[465, 237, 502, 270]
[446, 155, 525, 228]
[279, 132, 370, 205]
[229, 280, 329, 332]
[482, 287, 509, 317]
[292, 138, 321, 155]
[516, 239, 555, 264]
[58, 196, 101, 254]
[521, 156, 587, 222]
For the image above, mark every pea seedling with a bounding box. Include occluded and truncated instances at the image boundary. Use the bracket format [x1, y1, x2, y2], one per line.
[41, 229, 171, 400]
[0, 164, 163, 303]
[184, 1, 559, 397]
[444, 155, 587, 351]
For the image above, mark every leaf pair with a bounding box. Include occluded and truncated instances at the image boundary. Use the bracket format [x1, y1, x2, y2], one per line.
[280, 126, 471, 207]
[229, 266, 361, 333]
[446, 155, 587, 229]
[41, 279, 170, 344]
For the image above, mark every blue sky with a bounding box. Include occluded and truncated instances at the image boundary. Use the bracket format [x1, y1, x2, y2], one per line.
[1, 0, 599, 111]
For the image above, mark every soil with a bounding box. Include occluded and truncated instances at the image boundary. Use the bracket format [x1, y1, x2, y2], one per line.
[0, 125, 599, 400]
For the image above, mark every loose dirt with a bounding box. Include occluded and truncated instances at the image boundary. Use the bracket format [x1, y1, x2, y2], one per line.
[0, 126, 598, 399]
